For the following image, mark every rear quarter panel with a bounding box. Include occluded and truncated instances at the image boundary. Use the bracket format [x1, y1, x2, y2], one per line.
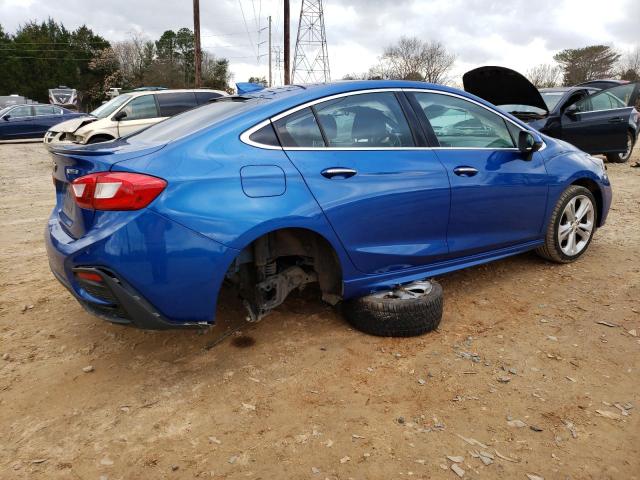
[111, 120, 359, 281]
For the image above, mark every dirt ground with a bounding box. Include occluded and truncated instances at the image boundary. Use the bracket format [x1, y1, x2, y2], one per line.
[0, 142, 638, 480]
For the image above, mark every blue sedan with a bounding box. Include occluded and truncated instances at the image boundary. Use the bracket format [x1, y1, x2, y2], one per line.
[0, 104, 83, 140]
[45, 81, 612, 332]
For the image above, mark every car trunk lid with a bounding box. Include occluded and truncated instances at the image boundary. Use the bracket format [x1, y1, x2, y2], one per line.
[51, 140, 166, 239]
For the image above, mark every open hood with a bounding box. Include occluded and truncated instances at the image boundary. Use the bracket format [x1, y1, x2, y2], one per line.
[463, 66, 549, 114]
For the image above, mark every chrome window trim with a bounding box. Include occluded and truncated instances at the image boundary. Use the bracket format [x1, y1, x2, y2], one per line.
[240, 87, 546, 152]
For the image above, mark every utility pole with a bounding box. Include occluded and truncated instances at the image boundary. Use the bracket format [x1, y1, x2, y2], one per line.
[284, 0, 290, 85]
[268, 16, 272, 87]
[193, 0, 202, 88]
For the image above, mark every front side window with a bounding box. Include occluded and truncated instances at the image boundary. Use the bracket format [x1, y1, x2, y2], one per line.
[274, 108, 324, 147]
[9, 106, 32, 118]
[314, 92, 414, 147]
[413, 92, 515, 149]
[573, 83, 635, 113]
[120, 95, 159, 121]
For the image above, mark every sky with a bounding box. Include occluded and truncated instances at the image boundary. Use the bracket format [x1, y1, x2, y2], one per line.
[0, 0, 638, 87]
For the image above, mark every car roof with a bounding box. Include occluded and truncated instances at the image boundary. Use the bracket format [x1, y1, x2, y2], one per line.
[123, 88, 227, 98]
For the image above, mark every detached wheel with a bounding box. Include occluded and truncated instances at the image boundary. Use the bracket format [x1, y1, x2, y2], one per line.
[342, 280, 443, 337]
[606, 131, 634, 163]
[536, 185, 597, 263]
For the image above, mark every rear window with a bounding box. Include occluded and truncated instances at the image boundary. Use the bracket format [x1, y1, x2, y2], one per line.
[157, 92, 198, 116]
[127, 98, 255, 144]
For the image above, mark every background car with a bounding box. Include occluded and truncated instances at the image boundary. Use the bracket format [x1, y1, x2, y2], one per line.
[44, 88, 227, 146]
[463, 66, 639, 162]
[46, 81, 611, 335]
[0, 104, 83, 140]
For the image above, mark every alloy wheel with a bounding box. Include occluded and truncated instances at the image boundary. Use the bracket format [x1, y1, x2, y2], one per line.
[558, 195, 595, 256]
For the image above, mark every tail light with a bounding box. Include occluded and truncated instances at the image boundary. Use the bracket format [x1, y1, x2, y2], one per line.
[71, 172, 167, 210]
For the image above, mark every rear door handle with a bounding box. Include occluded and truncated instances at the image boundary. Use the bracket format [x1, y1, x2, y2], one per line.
[608, 117, 624, 123]
[321, 167, 357, 179]
[453, 166, 478, 177]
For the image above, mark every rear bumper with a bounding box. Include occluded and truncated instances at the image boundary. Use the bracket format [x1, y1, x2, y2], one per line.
[45, 208, 239, 329]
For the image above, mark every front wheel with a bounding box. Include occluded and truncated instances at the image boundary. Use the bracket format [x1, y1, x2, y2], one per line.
[536, 185, 597, 263]
[606, 131, 635, 163]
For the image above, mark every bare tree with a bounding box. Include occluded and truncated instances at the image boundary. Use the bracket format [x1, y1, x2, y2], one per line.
[112, 34, 155, 87]
[619, 46, 640, 81]
[377, 36, 456, 84]
[526, 64, 561, 88]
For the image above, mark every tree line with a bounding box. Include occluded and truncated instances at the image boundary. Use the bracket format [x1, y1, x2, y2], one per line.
[0, 19, 231, 109]
[344, 37, 640, 89]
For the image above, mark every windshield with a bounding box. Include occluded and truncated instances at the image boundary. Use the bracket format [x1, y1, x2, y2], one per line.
[127, 98, 256, 144]
[90, 94, 132, 119]
[540, 91, 565, 111]
[0, 106, 11, 117]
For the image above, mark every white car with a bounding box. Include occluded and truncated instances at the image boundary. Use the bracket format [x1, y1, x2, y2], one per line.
[44, 89, 227, 146]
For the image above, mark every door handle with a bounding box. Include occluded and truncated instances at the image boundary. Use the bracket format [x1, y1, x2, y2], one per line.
[321, 167, 357, 179]
[608, 117, 624, 123]
[453, 166, 478, 177]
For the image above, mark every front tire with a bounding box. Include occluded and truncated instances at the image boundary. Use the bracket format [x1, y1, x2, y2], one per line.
[536, 185, 597, 263]
[606, 131, 635, 163]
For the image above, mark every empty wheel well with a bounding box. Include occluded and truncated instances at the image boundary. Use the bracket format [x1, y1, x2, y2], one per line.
[571, 178, 603, 226]
[225, 228, 343, 321]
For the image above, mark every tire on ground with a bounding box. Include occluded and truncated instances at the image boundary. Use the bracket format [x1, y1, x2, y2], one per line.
[342, 280, 443, 337]
[605, 131, 635, 163]
[536, 185, 597, 264]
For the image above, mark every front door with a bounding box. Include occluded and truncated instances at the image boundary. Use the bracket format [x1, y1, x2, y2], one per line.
[276, 91, 451, 274]
[116, 94, 161, 137]
[3, 105, 35, 138]
[408, 91, 550, 257]
[561, 83, 638, 154]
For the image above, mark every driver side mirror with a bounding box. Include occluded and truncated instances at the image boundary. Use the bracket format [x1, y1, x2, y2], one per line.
[518, 130, 543, 157]
[564, 103, 579, 118]
[2, 115, 10, 121]
[113, 110, 127, 121]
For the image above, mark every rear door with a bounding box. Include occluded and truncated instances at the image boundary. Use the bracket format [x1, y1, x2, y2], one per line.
[116, 94, 161, 137]
[408, 91, 549, 257]
[32, 105, 63, 136]
[275, 90, 451, 274]
[561, 83, 638, 154]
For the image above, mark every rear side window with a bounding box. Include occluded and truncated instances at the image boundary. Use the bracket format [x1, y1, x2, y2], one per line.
[157, 92, 198, 116]
[249, 123, 280, 147]
[195, 91, 224, 104]
[314, 92, 414, 147]
[273, 108, 325, 147]
[35, 105, 56, 115]
[413, 92, 515, 149]
[121, 95, 159, 120]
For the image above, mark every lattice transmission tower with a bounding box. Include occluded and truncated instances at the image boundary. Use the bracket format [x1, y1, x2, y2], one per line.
[292, 0, 330, 83]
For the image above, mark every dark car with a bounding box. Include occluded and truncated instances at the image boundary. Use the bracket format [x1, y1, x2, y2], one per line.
[575, 79, 630, 90]
[463, 66, 639, 162]
[0, 104, 83, 140]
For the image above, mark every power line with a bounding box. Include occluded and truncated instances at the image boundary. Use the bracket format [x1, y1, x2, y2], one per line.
[238, 0, 258, 60]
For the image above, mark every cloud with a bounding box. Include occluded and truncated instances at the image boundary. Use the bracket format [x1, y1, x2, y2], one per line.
[0, 0, 637, 85]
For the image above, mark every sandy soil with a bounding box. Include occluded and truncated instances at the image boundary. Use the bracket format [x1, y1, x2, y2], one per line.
[0, 142, 638, 480]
